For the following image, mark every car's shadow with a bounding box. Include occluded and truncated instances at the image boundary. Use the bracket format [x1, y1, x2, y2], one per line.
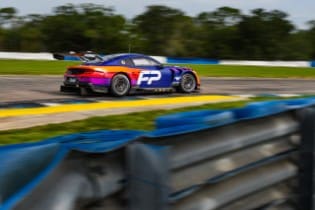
[28, 89, 202, 105]
[1, 89, 202, 108]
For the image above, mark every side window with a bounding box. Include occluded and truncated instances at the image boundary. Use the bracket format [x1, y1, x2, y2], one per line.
[119, 58, 134, 67]
[132, 58, 159, 67]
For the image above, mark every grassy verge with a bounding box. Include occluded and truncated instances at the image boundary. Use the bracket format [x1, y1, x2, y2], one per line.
[0, 99, 254, 145]
[0, 59, 79, 75]
[1, 59, 315, 78]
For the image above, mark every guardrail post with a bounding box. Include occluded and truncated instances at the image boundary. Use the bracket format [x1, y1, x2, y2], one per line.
[126, 143, 170, 210]
[298, 108, 315, 210]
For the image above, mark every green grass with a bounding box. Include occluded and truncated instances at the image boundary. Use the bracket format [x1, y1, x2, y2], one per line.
[0, 99, 252, 145]
[1, 59, 315, 78]
[0, 59, 79, 75]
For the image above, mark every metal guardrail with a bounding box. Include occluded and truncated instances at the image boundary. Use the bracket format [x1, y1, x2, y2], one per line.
[1, 98, 315, 210]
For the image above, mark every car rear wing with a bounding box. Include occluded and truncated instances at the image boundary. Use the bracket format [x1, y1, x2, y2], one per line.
[53, 51, 104, 62]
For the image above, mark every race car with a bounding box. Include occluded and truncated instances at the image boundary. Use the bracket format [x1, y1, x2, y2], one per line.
[60, 53, 200, 96]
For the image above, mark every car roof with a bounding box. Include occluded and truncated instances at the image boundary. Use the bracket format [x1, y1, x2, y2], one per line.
[83, 53, 160, 66]
[106, 53, 149, 59]
[104, 53, 160, 64]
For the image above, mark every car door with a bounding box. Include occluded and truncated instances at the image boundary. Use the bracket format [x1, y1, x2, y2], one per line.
[132, 57, 172, 88]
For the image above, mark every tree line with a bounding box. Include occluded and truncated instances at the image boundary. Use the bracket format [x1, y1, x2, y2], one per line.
[0, 3, 315, 60]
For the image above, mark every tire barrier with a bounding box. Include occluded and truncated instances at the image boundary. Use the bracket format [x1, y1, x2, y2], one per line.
[2, 97, 315, 210]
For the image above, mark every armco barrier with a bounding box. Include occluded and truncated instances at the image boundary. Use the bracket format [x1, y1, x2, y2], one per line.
[2, 98, 315, 210]
[0, 52, 54, 60]
[220, 60, 311, 67]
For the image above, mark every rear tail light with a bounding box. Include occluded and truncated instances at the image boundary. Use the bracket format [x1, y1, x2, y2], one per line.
[67, 68, 92, 75]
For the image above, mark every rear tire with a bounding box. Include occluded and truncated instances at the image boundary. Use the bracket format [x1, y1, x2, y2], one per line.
[178, 73, 196, 93]
[110, 74, 130, 97]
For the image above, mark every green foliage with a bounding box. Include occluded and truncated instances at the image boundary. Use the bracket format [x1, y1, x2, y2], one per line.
[133, 5, 189, 56]
[0, 7, 17, 25]
[237, 9, 295, 60]
[0, 4, 313, 59]
[307, 21, 315, 58]
[39, 4, 128, 53]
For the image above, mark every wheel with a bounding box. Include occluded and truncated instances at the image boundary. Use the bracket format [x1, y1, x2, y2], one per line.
[110, 74, 130, 96]
[178, 73, 196, 93]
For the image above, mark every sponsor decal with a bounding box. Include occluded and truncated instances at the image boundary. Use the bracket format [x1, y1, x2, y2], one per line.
[137, 70, 162, 85]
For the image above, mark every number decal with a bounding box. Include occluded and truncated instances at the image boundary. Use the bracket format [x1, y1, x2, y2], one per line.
[137, 70, 162, 85]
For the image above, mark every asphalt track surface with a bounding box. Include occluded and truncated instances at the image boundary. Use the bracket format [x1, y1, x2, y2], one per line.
[1, 75, 315, 130]
[1, 76, 315, 103]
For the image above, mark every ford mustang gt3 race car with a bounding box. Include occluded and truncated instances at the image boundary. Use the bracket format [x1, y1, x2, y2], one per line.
[60, 53, 200, 96]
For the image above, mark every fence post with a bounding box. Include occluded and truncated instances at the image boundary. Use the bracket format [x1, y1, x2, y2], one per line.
[126, 143, 170, 210]
[298, 108, 315, 210]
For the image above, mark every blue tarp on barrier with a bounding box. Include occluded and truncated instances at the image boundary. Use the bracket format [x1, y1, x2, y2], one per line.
[63, 56, 81, 61]
[0, 130, 144, 210]
[1, 97, 315, 209]
[311, 61, 315, 67]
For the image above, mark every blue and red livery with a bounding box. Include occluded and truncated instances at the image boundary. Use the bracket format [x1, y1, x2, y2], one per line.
[60, 53, 200, 96]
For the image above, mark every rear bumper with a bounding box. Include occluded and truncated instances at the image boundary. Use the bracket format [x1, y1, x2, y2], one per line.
[79, 82, 109, 93]
[61, 82, 108, 94]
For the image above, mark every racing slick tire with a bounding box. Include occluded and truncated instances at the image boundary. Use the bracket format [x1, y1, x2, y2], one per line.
[110, 74, 130, 97]
[178, 73, 197, 93]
